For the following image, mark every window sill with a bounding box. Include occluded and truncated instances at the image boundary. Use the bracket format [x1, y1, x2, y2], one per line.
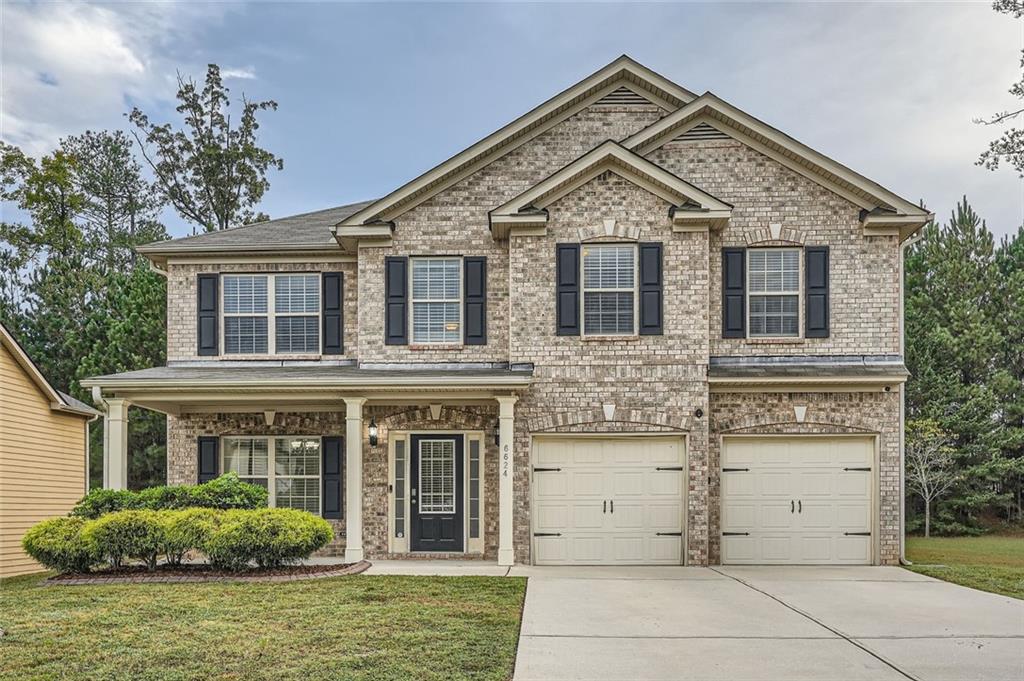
[745, 337, 805, 345]
[215, 354, 326, 360]
[580, 335, 641, 342]
[408, 344, 465, 351]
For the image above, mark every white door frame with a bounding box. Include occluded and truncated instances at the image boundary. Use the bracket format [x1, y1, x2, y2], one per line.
[529, 432, 689, 566]
[718, 433, 880, 565]
[387, 429, 486, 555]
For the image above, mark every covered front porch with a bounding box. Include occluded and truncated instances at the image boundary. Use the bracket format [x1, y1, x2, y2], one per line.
[81, 363, 531, 566]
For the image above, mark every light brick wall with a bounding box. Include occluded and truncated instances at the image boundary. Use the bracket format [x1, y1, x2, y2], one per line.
[166, 260, 359, 362]
[647, 138, 901, 355]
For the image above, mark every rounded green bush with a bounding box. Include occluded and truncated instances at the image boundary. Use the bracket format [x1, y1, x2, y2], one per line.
[187, 473, 268, 510]
[203, 508, 333, 571]
[21, 517, 99, 574]
[70, 488, 140, 519]
[161, 508, 219, 565]
[83, 510, 166, 570]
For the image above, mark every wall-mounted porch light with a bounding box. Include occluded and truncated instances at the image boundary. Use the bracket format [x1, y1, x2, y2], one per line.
[368, 417, 379, 447]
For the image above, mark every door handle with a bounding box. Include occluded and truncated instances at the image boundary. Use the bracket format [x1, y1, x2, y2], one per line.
[610, 500, 614, 514]
[603, 500, 607, 514]
[798, 500, 802, 513]
[791, 500, 794, 514]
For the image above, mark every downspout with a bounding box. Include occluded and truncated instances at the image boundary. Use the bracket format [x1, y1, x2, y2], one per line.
[898, 231, 924, 565]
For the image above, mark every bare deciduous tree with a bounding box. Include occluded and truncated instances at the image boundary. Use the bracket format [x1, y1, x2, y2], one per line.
[906, 419, 960, 537]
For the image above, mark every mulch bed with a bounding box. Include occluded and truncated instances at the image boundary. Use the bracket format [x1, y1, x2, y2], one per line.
[45, 560, 371, 585]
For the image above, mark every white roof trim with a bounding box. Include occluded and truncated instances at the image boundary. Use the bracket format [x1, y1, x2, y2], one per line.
[0, 323, 98, 417]
[625, 93, 932, 238]
[489, 141, 732, 238]
[337, 56, 696, 230]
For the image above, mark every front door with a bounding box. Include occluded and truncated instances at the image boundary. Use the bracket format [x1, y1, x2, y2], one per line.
[410, 434, 464, 552]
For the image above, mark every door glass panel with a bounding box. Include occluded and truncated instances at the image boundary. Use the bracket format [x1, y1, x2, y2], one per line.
[394, 439, 406, 538]
[419, 439, 455, 514]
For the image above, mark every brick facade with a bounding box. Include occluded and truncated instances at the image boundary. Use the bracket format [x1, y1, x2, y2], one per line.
[160, 97, 908, 566]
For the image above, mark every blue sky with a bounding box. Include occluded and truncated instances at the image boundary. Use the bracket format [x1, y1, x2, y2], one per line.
[3, 2, 1022, 239]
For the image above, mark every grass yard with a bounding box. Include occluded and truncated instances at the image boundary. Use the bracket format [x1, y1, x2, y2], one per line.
[0, 573, 526, 681]
[905, 534, 1024, 599]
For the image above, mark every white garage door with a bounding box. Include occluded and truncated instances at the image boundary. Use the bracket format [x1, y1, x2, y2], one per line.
[721, 436, 874, 565]
[531, 437, 685, 565]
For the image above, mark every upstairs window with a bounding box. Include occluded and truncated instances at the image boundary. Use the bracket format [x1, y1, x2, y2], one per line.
[411, 258, 461, 344]
[748, 248, 800, 337]
[582, 244, 636, 336]
[222, 273, 320, 354]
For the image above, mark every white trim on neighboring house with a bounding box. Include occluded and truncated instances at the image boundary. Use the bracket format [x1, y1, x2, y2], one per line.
[335, 56, 696, 231]
[623, 94, 934, 240]
[0, 322, 100, 418]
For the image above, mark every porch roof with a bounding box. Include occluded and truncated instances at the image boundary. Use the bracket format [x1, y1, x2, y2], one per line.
[82, 363, 533, 414]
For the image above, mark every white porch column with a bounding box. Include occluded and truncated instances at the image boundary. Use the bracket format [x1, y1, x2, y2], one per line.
[496, 395, 517, 566]
[344, 397, 367, 563]
[103, 398, 130, 490]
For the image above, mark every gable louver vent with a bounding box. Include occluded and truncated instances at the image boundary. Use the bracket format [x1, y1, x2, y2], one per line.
[595, 86, 653, 106]
[673, 122, 731, 141]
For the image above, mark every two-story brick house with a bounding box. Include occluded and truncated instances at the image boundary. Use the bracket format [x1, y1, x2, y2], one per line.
[84, 56, 931, 567]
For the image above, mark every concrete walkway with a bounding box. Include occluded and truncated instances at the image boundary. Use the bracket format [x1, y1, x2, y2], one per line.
[513, 565, 1024, 681]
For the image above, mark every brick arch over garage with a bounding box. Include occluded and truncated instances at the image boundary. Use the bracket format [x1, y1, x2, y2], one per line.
[527, 406, 688, 433]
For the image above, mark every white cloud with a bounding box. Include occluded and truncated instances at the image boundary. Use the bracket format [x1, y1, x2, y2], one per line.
[221, 67, 257, 80]
[0, 3, 233, 156]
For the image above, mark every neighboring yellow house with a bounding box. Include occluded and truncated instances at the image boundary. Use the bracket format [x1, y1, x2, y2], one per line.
[0, 322, 99, 577]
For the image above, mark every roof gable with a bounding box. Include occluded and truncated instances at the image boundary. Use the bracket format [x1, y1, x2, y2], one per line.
[624, 93, 933, 239]
[489, 141, 732, 238]
[335, 56, 696, 232]
[0, 323, 99, 418]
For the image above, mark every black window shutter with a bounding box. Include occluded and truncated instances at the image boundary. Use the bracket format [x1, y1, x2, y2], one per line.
[197, 437, 219, 483]
[556, 244, 580, 336]
[638, 242, 663, 335]
[196, 274, 219, 356]
[722, 248, 746, 338]
[321, 436, 343, 519]
[805, 246, 830, 338]
[384, 257, 408, 345]
[463, 257, 487, 345]
[322, 272, 344, 354]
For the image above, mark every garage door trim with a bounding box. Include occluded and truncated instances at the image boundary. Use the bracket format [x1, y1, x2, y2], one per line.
[530, 433, 689, 566]
[719, 434, 880, 565]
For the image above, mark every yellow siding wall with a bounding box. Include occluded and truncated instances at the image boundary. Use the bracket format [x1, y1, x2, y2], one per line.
[0, 343, 88, 577]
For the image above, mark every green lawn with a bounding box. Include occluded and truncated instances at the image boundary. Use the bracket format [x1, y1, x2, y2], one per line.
[0, 573, 526, 681]
[905, 535, 1024, 599]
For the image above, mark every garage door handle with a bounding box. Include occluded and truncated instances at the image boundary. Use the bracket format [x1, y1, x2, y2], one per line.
[603, 500, 607, 514]
[843, 467, 871, 472]
[723, 532, 750, 536]
[610, 500, 614, 514]
[798, 500, 802, 513]
[791, 500, 795, 513]
[656, 466, 684, 471]
[656, 532, 682, 536]
[533, 532, 562, 537]
[722, 468, 749, 472]
[533, 467, 561, 472]
[844, 532, 871, 536]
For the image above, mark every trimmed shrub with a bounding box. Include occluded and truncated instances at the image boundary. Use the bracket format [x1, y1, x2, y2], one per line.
[21, 517, 99, 574]
[161, 508, 219, 566]
[69, 473, 268, 519]
[70, 488, 140, 519]
[83, 510, 165, 570]
[203, 508, 333, 571]
[185, 473, 268, 510]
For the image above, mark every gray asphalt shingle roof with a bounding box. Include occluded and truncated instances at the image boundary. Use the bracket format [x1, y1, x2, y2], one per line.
[708, 355, 908, 378]
[136, 200, 375, 253]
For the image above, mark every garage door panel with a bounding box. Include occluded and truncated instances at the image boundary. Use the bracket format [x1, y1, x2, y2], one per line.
[721, 437, 874, 566]
[532, 438, 685, 565]
[758, 471, 794, 496]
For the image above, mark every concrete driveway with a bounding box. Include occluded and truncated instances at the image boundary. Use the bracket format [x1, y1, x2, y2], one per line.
[511, 565, 1024, 681]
